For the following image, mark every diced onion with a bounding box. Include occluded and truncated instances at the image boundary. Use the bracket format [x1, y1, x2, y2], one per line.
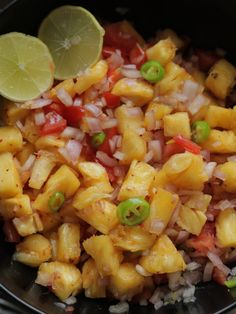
[65, 140, 82, 165]
[56, 88, 73, 106]
[148, 140, 162, 162]
[213, 169, 226, 181]
[227, 155, 236, 162]
[135, 264, 152, 277]
[188, 94, 209, 115]
[113, 151, 124, 161]
[84, 117, 102, 133]
[21, 154, 36, 172]
[64, 296, 77, 305]
[60, 127, 84, 141]
[145, 111, 156, 131]
[96, 151, 118, 167]
[182, 80, 201, 101]
[204, 162, 217, 179]
[34, 111, 46, 126]
[126, 107, 143, 116]
[84, 104, 102, 117]
[101, 118, 118, 129]
[149, 219, 165, 234]
[121, 66, 142, 79]
[109, 302, 129, 314]
[207, 252, 231, 276]
[22, 98, 52, 109]
[203, 261, 214, 282]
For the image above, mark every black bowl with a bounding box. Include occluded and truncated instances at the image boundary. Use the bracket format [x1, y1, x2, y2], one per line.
[1, 0, 236, 313]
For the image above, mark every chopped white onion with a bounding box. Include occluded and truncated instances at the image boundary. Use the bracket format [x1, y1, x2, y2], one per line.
[186, 262, 201, 271]
[182, 80, 201, 101]
[109, 302, 129, 314]
[16, 120, 25, 131]
[113, 165, 126, 178]
[144, 150, 154, 163]
[149, 219, 165, 234]
[188, 94, 209, 115]
[214, 199, 236, 211]
[213, 169, 226, 181]
[200, 150, 210, 162]
[107, 51, 124, 70]
[204, 162, 217, 179]
[56, 88, 73, 106]
[135, 264, 152, 277]
[106, 108, 114, 118]
[34, 111, 46, 126]
[84, 117, 102, 133]
[207, 252, 231, 276]
[126, 107, 142, 116]
[136, 127, 146, 135]
[65, 140, 82, 165]
[113, 151, 125, 161]
[21, 154, 36, 172]
[148, 140, 162, 162]
[101, 118, 118, 129]
[227, 155, 236, 162]
[96, 151, 118, 167]
[121, 66, 142, 79]
[60, 127, 84, 141]
[64, 296, 77, 305]
[175, 230, 190, 244]
[73, 97, 83, 107]
[203, 261, 214, 282]
[22, 98, 52, 109]
[84, 104, 102, 117]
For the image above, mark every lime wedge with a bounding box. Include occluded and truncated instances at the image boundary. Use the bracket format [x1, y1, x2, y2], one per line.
[0, 32, 54, 102]
[38, 5, 105, 80]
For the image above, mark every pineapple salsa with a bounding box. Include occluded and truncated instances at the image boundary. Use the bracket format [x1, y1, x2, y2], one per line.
[1, 4, 236, 312]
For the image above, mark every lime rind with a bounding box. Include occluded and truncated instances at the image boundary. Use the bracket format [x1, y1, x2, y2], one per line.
[38, 5, 105, 80]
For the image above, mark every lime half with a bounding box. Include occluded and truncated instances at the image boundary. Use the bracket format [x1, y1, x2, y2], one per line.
[0, 32, 54, 102]
[38, 6, 105, 80]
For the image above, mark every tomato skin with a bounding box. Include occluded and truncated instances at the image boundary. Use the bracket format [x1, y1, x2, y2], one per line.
[212, 267, 227, 286]
[186, 223, 215, 253]
[97, 127, 118, 156]
[103, 92, 120, 108]
[62, 105, 85, 127]
[129, 43, 147, 69]
[173, 135, 201, 154]
[163, 142, 185, 160]
[40, 112, 67, 136]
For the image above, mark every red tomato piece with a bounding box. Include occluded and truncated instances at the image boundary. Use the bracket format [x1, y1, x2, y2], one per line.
[3, 221, 20, 243]
[163, 142, 185, 160]
[103, 92, 120, 108]
[186, 223, 215, 253]
[44, 102, 65, 116]
[63, 106, 85, 127]
[129, 43, 147, 69]
[98, 127, 118, 156]
[173, 135, 201, 154]
[212, 267, 227, 286]
[40, 112, 67, 136]
[102, 46, 117, 58]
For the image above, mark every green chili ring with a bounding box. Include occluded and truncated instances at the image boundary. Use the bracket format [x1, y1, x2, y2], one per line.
[48, 191, 65, 212]
[140, 60, 165, 83]
[91, 131, 106, 148]
[191, 120, 211, 144]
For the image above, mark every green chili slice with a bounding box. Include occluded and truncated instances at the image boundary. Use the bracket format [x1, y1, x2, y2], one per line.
[225, 279, 236, 289]
[48, 191, 65, 212]
[140, 60, 165, 83]
[117, 197, 150, 226]
[191, 120, 211, 144]
[91, 131, 106, 148]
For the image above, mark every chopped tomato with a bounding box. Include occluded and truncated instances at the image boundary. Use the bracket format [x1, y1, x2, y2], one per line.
[186, 223, 215, 253]
[163, 142, 185, 160]
[103, 92, 120, 108]
[129, 43, 147, 69]
[173, 135, 201, 154]
[40, 111, 67, 136]
[107, 68, 123, 88]
[196, 49, 220, 72]
[104, 22, 137, 53]
[3, 221, 20, 243]
[102, 46, 117, 58]
[44, 102, 65, 116]
[212, 267, 227, 286]
[62, 105, 85, 127]
[98, 127, 118, 156]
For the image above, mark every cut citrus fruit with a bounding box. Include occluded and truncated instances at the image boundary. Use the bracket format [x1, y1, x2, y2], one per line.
[0, 32, 54, 102]
[38, 5, 105, 80]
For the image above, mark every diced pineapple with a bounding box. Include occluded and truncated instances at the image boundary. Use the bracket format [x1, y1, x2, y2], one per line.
[112, 78, 154, 106]
[13, 234, 52, 267]
[201, 130, 236, 153]
[115, 104, 144, 134]
[82, 258, 106, 298]
[73, 186, 111, 211]
[120, 129, 146, 164]
[109, 263, 145, 300]
[205, 59, 236, 99]
[110, 225, 156, 252]
[163, 112, 191, 139]
[33, 165, 80, 213]
[23, 116, 40, 144]
[57, 223, 81, 264]
[0, 126, 23, 153]
[2, 100, 28, 125]
[0, 152, 22, 199]
[29, 154, 56, 189]
[216, 208, 236, 247]
[150, 169, 169, 191]
[145, 102, 172, 129]
[155, 62, 191, 95]
[205, 105, 232, 130]
[163, 152, 208, 190]
[16, 142, 35, 165]
[74, 60, 108, 94]
[177, 205, 207, 235]
[146, 38, 176, 66]
[184, 193, 212, 212]
[118, 160, 156, 201]
[36, 261, 82, 300]
[216, 161, 236, 193]
[60, 202, 81, 224]
[13, 213, 43, 237]
[139, 234, 186, 274]
[39, 212, 61, 233]
[35, 136, 65, 150]
[47, 78, 75, 100]
[77, 162, 113, 193]
[75, 200, 119, 234]
[0, 194, 32, 219]
[83, 235, 122, 277]
[143, 188, 179, 235]
[158, 29, 184, 49]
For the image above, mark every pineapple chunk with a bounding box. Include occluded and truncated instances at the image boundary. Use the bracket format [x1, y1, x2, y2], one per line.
[205, 59, 236, 99]
[74, 60, 108, 94]
[33, 165, 80, 213]
[39, 212, 61, 233]
[110, 225, 156, 252]
[35, 136, 65, 150]
[151, 169, 169, 190]
[155, 62, 191, 95]
[120, 129, 146, 164]
[163, 152, 208, 190]
[57, 223, 81, 264]
[163, 112, 191, 139]
[184, 193, 212, 212]
[75, 200, 119, 234]
[205, 105, 232, 130]
[216, 161, 236, 193]
[0, 126, 23, 153]
[13, 234, 52, 267]
[2, 100, 28, 125]
[112, 78, 154, 106]
[143, 188, 179, 235]
[201, 130, 236, 153]
[29, 154, 56, 189]
[139, 234, 186, 274]
[16, 142, 35, 165]
[146, 38, 176, 66]
[77, 162, 113, 193]
[36, 261, 82, 300]
[109, 263, 145, 300]
[82, 258, 106, 298]
[47, 78, 75, 100]
[115, 104, 144, 134]
[0, 194, 32, 219]
[83, 235, 122, 277]
[13, 213, 43, 237]
[177, 205, 207, 235]
[216, 208, 236, 247]
[23, 116, 40, 144]
[145, 102, 172, 129]
[158, 29, 184, 49]
[118, 160, 156, 201]
[73, 186, 111, 210]
[0, 152, 22, 198]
